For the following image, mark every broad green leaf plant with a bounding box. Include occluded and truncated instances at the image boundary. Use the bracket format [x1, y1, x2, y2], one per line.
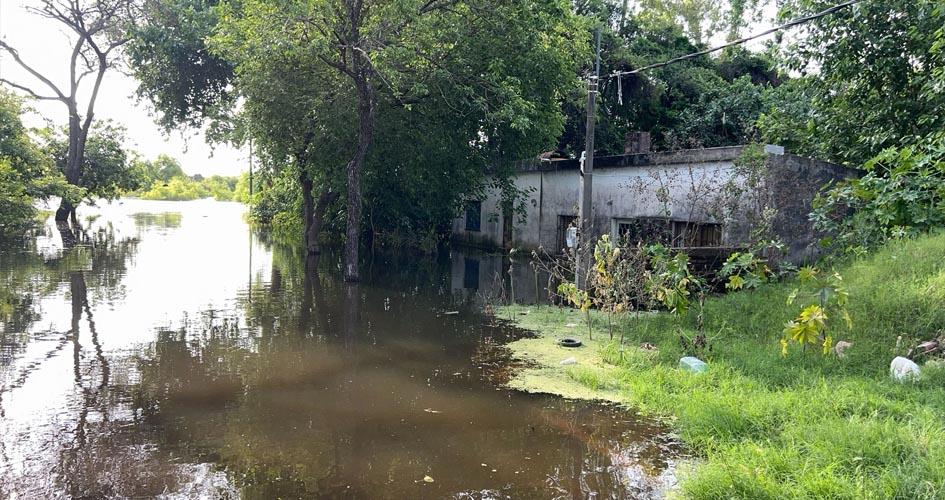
[719, 250, 771, 291]
[782, 266, 851, 356]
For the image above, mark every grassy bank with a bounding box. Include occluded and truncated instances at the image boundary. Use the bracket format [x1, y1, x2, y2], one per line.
[499, 234, 945, 499]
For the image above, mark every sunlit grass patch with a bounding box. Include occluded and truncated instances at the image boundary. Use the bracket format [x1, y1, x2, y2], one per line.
[499, 233, 945, 498]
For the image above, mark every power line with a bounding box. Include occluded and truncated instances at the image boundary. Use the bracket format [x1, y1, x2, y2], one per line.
[606, 0, 861, 79]
[574, 1, 861, 271]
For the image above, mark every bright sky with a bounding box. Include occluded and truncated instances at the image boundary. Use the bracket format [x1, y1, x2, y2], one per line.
[0, 0, 246, 177]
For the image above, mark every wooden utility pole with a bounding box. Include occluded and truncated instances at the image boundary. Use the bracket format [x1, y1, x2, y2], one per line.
[576, 28, 601, 290]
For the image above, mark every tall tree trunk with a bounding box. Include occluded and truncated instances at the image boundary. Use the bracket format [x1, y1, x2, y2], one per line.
[57, 220, 77, 249]
[300, 170, 316, 253]
[56, 113, 87, 222]
[343, 77, 375, 282]
[311, 187, 337, 255]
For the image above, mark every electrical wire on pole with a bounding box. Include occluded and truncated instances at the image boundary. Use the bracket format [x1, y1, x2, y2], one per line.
[576, 27, 601, 291]
[607, 0, 860, 80]
[575, 0, 860, 290]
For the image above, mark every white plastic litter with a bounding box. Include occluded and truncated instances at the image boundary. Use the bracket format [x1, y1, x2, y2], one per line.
[890, 356, 921, 382]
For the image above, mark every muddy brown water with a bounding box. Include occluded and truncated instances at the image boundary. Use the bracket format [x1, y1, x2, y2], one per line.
[0, 199, 679, 499]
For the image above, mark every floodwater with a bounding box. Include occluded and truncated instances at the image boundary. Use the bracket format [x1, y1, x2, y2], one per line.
[0, 199, 679, 499]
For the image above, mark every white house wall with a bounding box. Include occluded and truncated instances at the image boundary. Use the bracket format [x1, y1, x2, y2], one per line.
[453, 158, 744, 250]
[451, 146, 855, 264]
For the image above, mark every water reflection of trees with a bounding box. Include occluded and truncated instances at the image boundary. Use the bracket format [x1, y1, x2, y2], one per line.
[131, 320, 678, 498]
[0, 220, 181, 498]
[129, 211, 183, 231]
[125, 234, 678, 498]
[2, 222, 678, 498]
[0, 221, 138, 358]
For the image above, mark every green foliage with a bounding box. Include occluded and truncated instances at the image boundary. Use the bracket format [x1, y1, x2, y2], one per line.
[0, 90, 78, 238]
[645, 244, 700, 316]
[131, 152, 241, 202]
[782, 266, 850, 356]
[241, 169, 305, 240]
[557, 16, 778, 156]
[667, 73, 768, 149]
[635, 0, 766, 44]
[781, 303, 828, 354]
[127, 0, 235, 131]
[720, 250, 770, 291]
[44, 122, 141, 203]
[764, 0, 945, 165]
[135, 173, 241, 202]
[589, 234, 648, 340]
[812, 140, 945, 253]
[553, 238, 709, 342]
[233, 172, 252, 203]
[0, 159, 40, 238]
[138, 154, 186, 188]
[502, 232, 945, 499]
[138, 176, 206, 201]
[590, 234, 648, 339]
[208, 0, 586, 247]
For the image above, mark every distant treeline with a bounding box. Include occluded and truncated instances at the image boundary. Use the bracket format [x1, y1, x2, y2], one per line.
[131, 154, 248, 202]
[0, 90, 247, 241]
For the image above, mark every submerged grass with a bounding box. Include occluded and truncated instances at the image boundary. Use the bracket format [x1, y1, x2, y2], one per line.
[500, 234, 945, 499]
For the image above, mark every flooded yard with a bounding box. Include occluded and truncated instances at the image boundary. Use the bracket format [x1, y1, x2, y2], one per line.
[0, 199, 678, 499]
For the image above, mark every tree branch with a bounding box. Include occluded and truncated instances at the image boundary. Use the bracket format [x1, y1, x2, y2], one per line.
[0, 41, 69, 101]
[0, 78, 63, 101]
[419, 0, 461, 14]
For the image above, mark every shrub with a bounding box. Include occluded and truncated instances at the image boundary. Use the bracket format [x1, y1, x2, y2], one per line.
[812, 139, 945, 253]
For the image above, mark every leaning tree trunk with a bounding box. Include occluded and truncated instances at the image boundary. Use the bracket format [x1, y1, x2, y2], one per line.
[343, 76, 376, 282]
[300, 169, 337, 255]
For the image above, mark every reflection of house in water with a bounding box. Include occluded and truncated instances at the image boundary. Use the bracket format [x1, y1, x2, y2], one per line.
[449, 249, 544, 305]
[452, 143, 856, 265]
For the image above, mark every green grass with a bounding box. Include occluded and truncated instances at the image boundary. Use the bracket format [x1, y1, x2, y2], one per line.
[499, 233, 945, 499]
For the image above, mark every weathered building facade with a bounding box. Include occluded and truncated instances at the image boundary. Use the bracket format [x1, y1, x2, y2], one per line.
[451, 145, 856, 264]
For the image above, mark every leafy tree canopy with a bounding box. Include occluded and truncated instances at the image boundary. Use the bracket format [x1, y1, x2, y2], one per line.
[760, 0, 945, 165]
[43, 122, 142, 204]
[0, 90, 77, 238]
[127, 0, 235, 131]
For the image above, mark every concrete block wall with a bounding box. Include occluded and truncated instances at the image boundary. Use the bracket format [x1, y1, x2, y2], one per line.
[451, 146, 855, 265]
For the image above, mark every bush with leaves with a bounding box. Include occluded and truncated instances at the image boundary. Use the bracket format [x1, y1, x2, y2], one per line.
[588, 235, 651, 342]
[645, 244, 700, 316]
[811, 140, 945, 253]
[719, 250, 771, 291]
[782, 266, 851, 356]
[0, 90, 80, 238]
[44, 122, 141, 204]
[646, 244, 717, 356]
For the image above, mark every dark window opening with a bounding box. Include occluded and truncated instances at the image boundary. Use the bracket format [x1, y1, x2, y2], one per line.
[465, 201, 481, 232]
[463, 257, 480, 289]
[616, 218, 671, 246]
[671, 221, 722, 247]
[556, 215, 578, 252]
[615, 218, 722, 248]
